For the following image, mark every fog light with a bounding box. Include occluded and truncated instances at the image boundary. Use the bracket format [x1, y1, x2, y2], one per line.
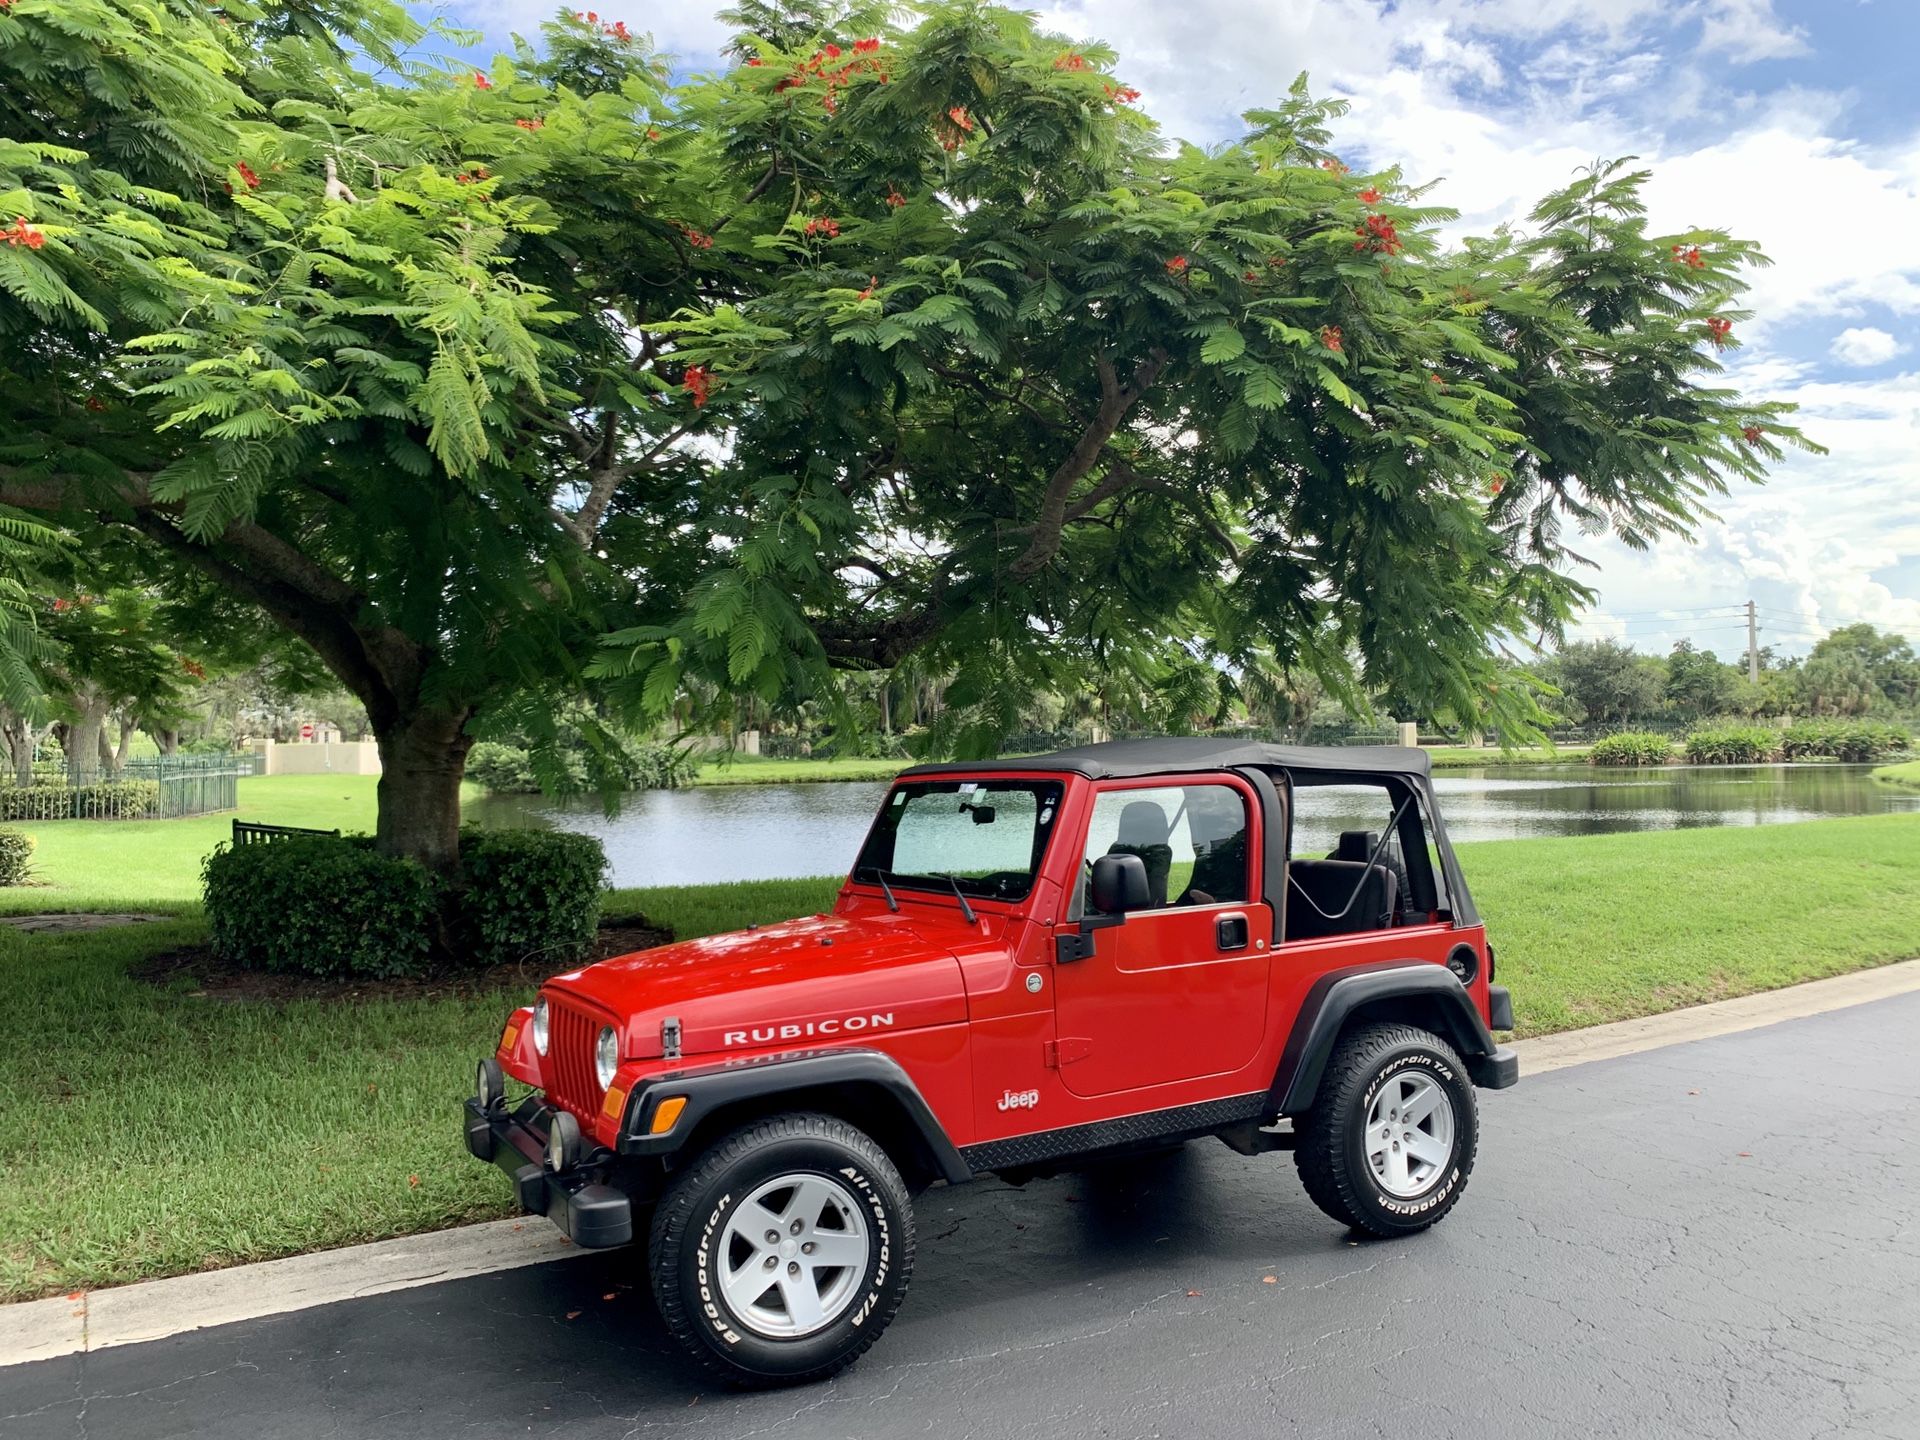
[475, 1057, 504, 1112]
[595, 1026, 619, 1091]
[545, 1110, 581, 1173]
[532, 998, 550, 1056]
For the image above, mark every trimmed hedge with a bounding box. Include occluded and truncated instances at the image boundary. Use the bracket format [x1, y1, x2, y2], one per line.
[0, 780, 161, 821]
[453, 827, 608, 967]
[202, 828, 608, 979]
[1683, 726, 1780, 765]
[204, 836, 439, 980]
[1587, 732, 1675, 766]
[1781, 719, 1911, 763]
[0, 829, 33, 885]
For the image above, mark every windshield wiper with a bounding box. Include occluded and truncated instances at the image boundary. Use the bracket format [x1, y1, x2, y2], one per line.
[934, 872, 978, 925]
[856, 865, 900, 913]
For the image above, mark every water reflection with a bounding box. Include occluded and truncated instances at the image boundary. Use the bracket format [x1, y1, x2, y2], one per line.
[465, 763, 1919, 889]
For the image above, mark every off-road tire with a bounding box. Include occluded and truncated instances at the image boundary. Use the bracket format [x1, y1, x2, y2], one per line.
[1295, 1023, 1477, 1238]
[649, 1112, 915, 1387]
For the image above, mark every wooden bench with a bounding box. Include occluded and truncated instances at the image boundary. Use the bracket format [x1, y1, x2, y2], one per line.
[231, 820, 342, 845]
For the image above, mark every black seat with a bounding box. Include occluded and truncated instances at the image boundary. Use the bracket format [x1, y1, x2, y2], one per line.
[1330, 830, 1411, 920]
[1285, 859, 1398, 941]
[1107, 800, 1173, 907]
[1180, 800, 1247, 905]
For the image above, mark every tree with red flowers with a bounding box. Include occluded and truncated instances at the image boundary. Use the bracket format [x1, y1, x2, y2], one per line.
[599, 8, 1814, 751]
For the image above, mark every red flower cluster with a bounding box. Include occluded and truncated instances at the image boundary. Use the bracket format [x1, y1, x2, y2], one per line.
[684, 365, 712, 408]
[1320, 324, 1343, 352]
[1671, 244, 1705, 270]
[1490, 474, 1505, 495]
[51, 598, 69, 613]
[1741, 425, 1763, 445]
[455, 166, 491, 185]
[85, 396, 106, 412]
[678, 223, 713, 249]
[235, 161, 261, 190]
[1054, 52, 1088, 70]
[885, 187, 907, 208]
[604, 19, 629, 41]
[181, 657, 208, 680]
[936, 106, 975, 151]
[2, 217, 45, 250]
[1706, 316, 1734, 346]
[772, 40, 888, 103]
[1165, 254, 1188, 276]
[803, 215, 841, 239]
[474, 73, 491, 89]
[646, 127, 662, 141]
[857, 275, 876, 300]
[1353, 211, 1402, 255]
[515, 117, 544, 130]
[1243, 269, 1260, 282]
[0, 1, 13, 12]
[1102, 82, 1142, 104]
[745, 57, 762, 65]
[1357, 186, 1382, 205]
[1320, 157, 1348, 175]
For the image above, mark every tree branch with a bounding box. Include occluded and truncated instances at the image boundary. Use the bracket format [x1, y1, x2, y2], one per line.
[1007, 347, 1169, 580]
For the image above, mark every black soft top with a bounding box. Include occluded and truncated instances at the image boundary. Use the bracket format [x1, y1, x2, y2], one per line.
[898, 736, 1431, 781]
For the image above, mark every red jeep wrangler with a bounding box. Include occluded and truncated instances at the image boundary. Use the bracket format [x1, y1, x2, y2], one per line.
[465, 739, 1516, 1385]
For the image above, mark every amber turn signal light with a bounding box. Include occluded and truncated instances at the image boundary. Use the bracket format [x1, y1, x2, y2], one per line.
[649, 1096, 688, 1134]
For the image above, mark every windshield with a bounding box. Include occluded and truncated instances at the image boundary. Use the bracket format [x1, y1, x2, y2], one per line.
[854, 779, 1065, 902]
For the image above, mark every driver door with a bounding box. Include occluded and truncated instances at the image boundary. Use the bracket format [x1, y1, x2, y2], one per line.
[1052, 778, 1272, 1098]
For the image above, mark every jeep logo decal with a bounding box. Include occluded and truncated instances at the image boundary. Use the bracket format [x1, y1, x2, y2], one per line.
[996, 1088, 1040, 1112]
[721, 1013, 896, 1047]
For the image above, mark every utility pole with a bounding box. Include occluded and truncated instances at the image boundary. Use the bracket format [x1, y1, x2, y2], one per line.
[1746, 599, 1760, 683]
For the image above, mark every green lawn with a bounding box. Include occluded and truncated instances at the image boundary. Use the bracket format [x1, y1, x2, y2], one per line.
[2, 812, 1917, 1300]
[1874, 760, 1920, 792]
[1425, 744, 1592, 767]
[694, 754, 909, 785]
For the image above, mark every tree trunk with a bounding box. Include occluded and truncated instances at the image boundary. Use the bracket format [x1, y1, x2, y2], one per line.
[66, 691, 109, 781]
[113, 717, 134, 769]
[2, 713, 31, 785]
[158, 729, 180, 755]
[373, 705, 473, 876]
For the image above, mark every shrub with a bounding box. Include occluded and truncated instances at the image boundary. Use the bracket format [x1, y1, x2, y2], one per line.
[0, 780, 160, 821]
[0, 829, 33, 885]
[202, 828, 609, 978]
[453, 827, 608, 968]
[1781, 719, 1911, 763]
[466, 739, 696, 794]
[1683, 725, 1780, 765]
[1587, 732, 1674, 766]
[204, 837, 439, 980]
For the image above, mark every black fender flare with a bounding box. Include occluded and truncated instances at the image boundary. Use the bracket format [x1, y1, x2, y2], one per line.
[1270, 961, 1517, 1116]
[615, 1046, 973, 1186]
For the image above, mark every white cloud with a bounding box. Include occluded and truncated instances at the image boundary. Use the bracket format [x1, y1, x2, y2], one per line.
[1695, 0, 1810, 63]
[1829, 326, 1909, 367]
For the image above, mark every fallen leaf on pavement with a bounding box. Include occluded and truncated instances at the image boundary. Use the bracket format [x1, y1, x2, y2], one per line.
[1261, 1275, 1278, 1285]
[1186, 1289, 1202, 1297]
[566, 1310, 582, 1320]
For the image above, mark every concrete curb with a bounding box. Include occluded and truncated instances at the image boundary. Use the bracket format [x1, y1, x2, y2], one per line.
[6, 956, 1918, 1368]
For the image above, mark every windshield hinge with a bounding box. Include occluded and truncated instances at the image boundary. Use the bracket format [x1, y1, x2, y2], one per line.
[661, 1016, 682, 1061]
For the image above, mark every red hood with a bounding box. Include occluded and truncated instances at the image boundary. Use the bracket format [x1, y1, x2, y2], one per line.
[542, 910, 969, 1060]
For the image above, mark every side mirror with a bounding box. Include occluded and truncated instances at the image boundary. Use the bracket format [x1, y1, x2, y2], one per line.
[1089, 852, 1151, 914]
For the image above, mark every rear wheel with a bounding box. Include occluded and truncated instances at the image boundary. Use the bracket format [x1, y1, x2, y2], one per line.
[649, 1112, 915, 1387]
[1295, 1023, 1477, 1237]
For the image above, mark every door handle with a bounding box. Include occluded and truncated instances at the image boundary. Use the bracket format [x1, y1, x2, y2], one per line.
[1215, 912, 1249, 951]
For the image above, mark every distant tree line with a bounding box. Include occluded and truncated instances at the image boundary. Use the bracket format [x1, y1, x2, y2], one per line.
[1533, 624, 1919, 729]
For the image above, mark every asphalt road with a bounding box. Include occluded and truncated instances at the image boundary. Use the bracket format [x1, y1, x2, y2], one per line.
[6, 994, 1919, 1440]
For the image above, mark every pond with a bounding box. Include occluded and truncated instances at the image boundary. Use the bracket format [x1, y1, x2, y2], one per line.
[465, 762, 1920, 890]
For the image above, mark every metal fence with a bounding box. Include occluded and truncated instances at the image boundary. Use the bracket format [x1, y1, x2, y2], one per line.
[0, 752, 250, 821]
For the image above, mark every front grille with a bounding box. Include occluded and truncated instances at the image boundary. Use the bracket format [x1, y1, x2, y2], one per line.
[544, 999, 603, 1119]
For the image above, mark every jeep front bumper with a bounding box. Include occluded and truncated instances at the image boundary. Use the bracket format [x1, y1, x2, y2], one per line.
[462, 1093, 633, 1249]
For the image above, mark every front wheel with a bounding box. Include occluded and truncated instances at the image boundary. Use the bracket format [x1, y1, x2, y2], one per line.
[649, 1113, 915, 1387]
[1295, 1023, 1478, 1237]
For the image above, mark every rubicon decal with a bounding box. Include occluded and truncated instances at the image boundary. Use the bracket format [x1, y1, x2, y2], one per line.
[722, 1012, 896, 1047]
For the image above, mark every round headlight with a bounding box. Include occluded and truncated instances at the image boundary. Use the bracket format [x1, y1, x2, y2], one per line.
[545, 1110, 581, 1173]
[595, 1026, 619, 1090]
[531, 998, 550, 1056]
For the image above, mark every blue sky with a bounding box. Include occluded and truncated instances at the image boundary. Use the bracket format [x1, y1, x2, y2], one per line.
[442, 0, 1920, 660]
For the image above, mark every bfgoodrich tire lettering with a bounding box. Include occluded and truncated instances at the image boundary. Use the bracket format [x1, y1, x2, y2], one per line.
[650, 1112, 915, 1387]
[1295, 1023, 1478, 1238]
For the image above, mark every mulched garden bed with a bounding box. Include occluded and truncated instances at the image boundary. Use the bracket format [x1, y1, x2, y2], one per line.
[129, 917, 672, 1004]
